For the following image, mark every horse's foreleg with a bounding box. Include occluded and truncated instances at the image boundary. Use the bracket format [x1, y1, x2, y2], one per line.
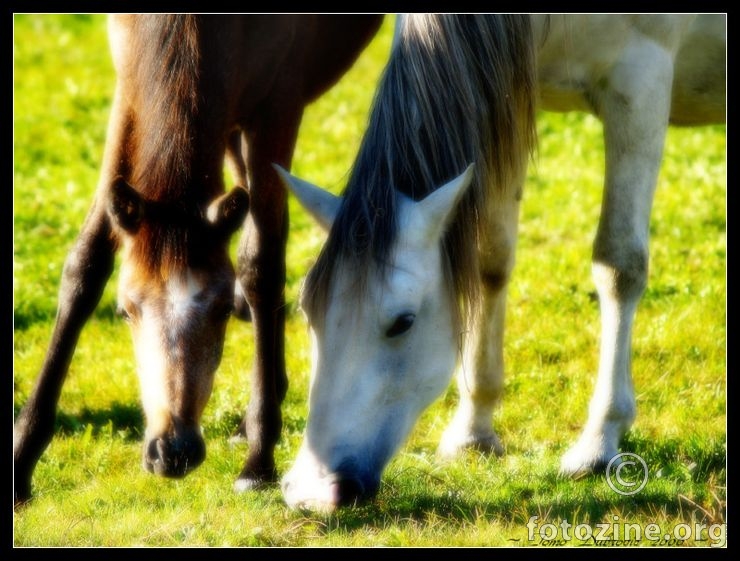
[438, 190, 521, 459]
[233, 103, 302, 491]
[14, 87, 128, 506]
[14, 202, 115, 506]
[560, 41, 674, 475]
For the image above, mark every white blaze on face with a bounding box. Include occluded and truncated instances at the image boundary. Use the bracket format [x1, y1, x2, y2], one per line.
[121, 267, 206, 437]
[168, 271, 202, 320]
[135, 303, 171, 436]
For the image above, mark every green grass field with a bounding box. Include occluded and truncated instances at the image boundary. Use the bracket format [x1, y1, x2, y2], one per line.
[13, 15, 726, 547]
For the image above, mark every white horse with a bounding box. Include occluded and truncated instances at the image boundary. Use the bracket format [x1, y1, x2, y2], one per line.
[278, 14, 725, 511]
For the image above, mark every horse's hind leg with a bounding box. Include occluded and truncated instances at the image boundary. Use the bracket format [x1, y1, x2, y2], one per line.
[225, 129, 252, 323]
[438, 186, 521, 459]
[233, 101, 302, 490]
[560, 41, 674, 475]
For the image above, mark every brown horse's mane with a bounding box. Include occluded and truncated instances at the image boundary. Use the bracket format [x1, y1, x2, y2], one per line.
[123, 16, 223, 277]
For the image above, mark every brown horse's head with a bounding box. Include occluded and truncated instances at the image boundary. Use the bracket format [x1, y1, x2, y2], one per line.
[107, 177, 248, 477]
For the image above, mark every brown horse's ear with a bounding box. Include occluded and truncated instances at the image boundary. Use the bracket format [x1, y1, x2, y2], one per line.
[206, 186, 249, 237]
[108, 177, 144, 234]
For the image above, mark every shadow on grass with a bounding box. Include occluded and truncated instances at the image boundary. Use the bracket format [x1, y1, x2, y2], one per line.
[620, 431, 726, 482]
[13, 301, 122, 331]
[305, 481, 724, 542]
[51, 402, 144, 440]
[294, 432, 726, 540]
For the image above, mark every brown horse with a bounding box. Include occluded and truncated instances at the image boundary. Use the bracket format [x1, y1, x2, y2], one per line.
[13, 14, 382, 506]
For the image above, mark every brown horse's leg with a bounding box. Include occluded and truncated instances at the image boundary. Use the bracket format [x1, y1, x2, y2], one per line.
[14, 88, 129, 507]
[225, 128, 248, 188]
[225, 129, 252, 323]
[14, 201, 115, 506]
[234, 102, 302, 490]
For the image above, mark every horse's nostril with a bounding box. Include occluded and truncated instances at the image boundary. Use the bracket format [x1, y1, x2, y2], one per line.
[142, 437, 164, 474]
[156, 438, 167, 461]
[335, 477, 365, 506]
[146, 438, 163, 463]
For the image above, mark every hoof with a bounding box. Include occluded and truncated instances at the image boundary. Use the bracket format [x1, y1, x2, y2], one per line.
[437, 431, 504, 460]
[233, 476, 269, 493]
[559, 436, 616, 477]
[14, 491, 32, 510]
[14, 477, 33, 509]
[233, 463, 278, 493]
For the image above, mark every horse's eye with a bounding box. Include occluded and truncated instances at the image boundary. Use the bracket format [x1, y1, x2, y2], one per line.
[385, 313, 416, 338]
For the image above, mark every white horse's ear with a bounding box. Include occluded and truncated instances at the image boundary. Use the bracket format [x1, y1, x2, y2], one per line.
[415, 164, 475, 243]
[273, 164, 341, 232]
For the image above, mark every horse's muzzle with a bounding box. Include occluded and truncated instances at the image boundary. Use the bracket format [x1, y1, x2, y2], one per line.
[143, 431, 206, 478]
[333, 475, 371, 507]
[281, 464, 380, 511]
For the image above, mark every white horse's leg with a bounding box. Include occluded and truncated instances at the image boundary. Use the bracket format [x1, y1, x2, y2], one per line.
[438, 188, 521, 458]
[560, 38, 674, 474]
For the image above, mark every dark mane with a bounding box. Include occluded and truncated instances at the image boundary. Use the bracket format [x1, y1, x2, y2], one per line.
[303, 15, 537, 328]
[125, 16, 222, 275]
[130, 15, 204, 201]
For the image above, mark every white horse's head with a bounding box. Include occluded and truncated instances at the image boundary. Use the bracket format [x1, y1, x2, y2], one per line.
[277, 164, 474, 511]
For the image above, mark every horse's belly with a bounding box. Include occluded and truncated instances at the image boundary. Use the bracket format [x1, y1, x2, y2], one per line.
[534, 14, 726, 125]
[670, 14, 726, 126]
[537, 85, 592, 114]
[534, 15, 634, 115]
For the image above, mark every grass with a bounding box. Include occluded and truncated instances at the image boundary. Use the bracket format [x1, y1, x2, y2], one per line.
[13, 15, 726, 547]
